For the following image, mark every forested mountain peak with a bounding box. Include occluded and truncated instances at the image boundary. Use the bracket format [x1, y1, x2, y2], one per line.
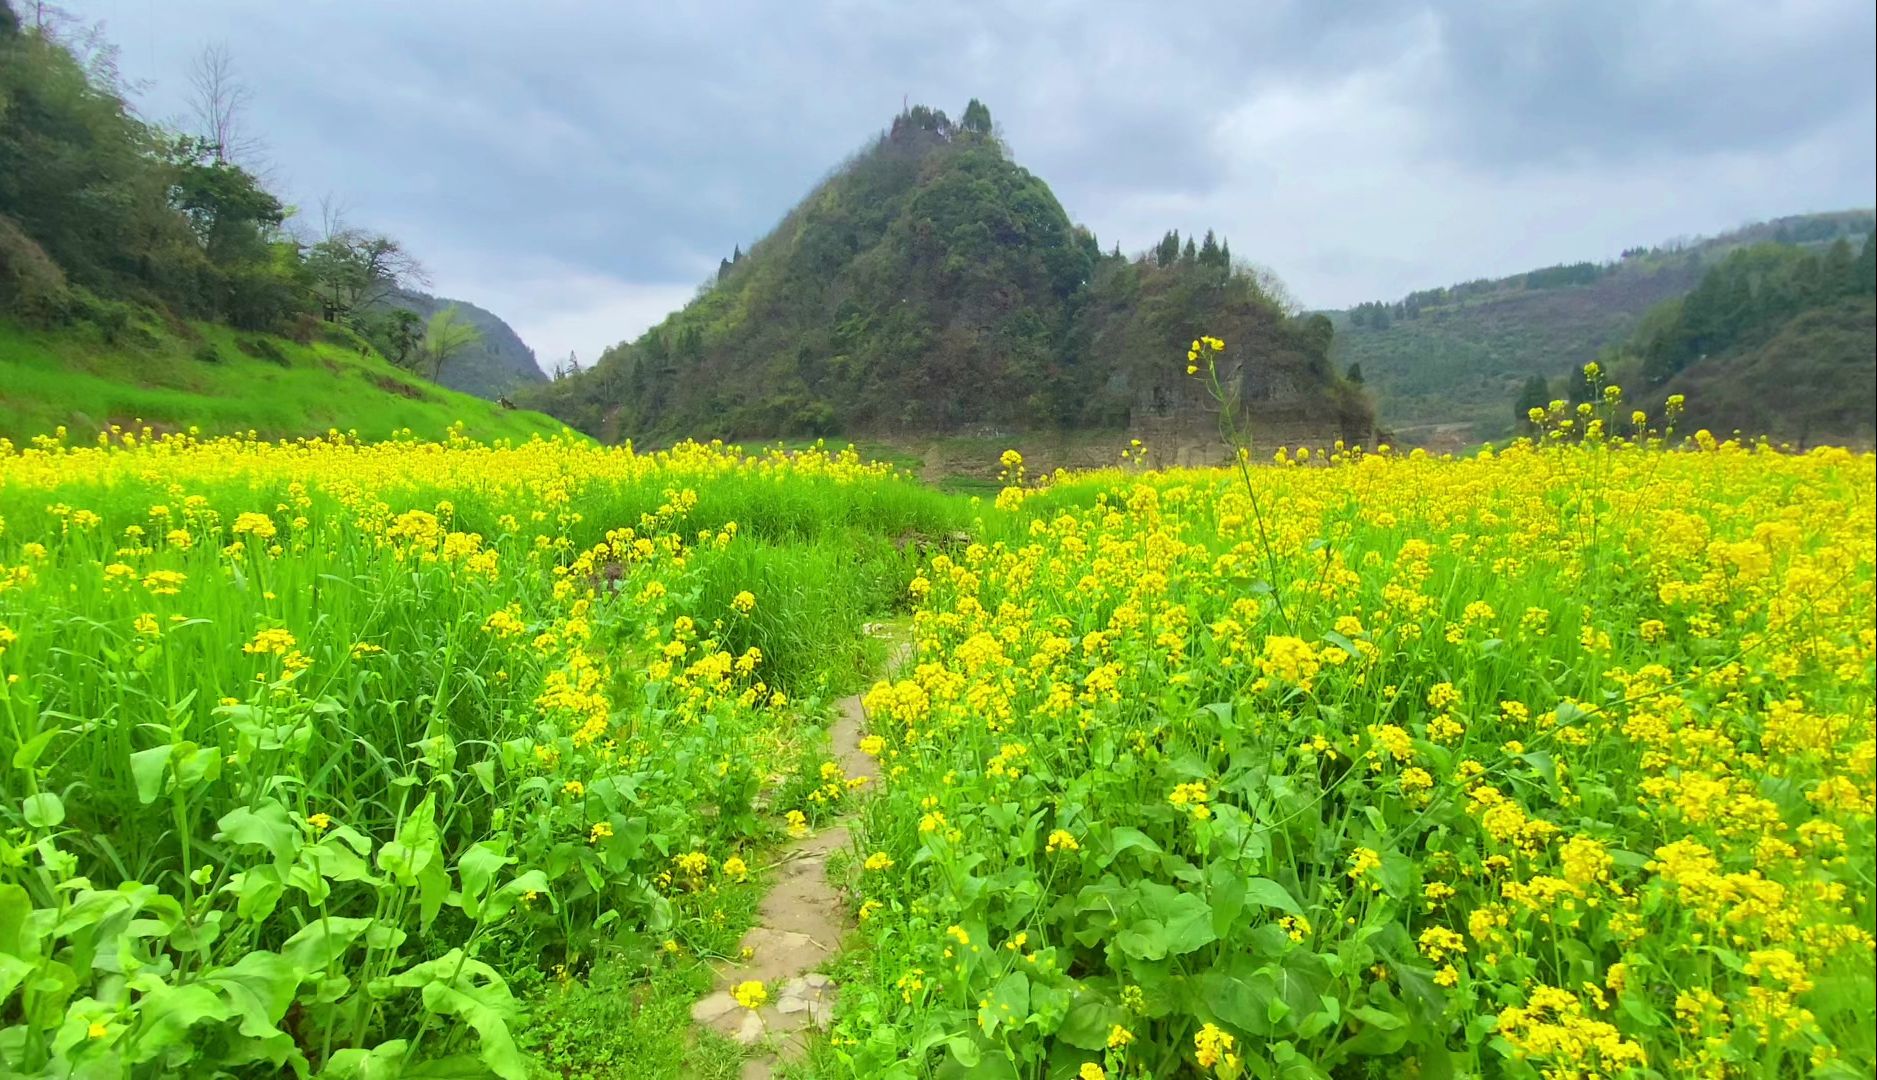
[526, 102, 1370, 449]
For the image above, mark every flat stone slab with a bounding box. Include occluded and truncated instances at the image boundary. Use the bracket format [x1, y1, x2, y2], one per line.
[690, 990, 739, 1024]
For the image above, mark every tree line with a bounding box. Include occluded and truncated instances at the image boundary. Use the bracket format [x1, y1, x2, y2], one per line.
[0, 2, 477, 378]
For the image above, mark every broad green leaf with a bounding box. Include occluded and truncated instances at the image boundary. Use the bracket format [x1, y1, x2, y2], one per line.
[484, 870, 551, 922]
[216, 799, 300, 871]
[1055, 995, 1125, 1049]
[129, 745, 172, 804]
[468, 759, 497, 795]
[945, 1035, 982, 1067]
[1159, 893, 1217, 955]
[201, 950, 298, 1037]
[418, 979, 525, 1080]
[317, 1040, 410, 1080]
[1115, 919, 1168, 961]
[978, 970, 1029, 1037]
[228, 864, 287, 922]
[128, 981, 234, 1064]
[1243, 877, 1303, 916]
[457, 840, 513, 918]
[281, 916, 373, 971]
[377, 793, 440, 885]
[11, 729, 60, 771]
[22, 792, 63, 828]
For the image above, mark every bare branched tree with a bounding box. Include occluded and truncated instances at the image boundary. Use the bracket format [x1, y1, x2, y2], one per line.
[188, 44, 265, 166]
[1236, 259, 1303, 317]
[305, 229, 429, 321]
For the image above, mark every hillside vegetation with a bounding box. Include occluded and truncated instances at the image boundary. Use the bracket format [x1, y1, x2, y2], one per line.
[1330, 210, 1875, 445]
[1591, 231, 1877, 445]
[0, 5, 552, 436]
[526, 104, 1369, 446]
[0, 312, 563, 443]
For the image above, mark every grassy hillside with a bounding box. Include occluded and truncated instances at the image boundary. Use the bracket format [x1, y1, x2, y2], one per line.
[1332, 209, 1875, 447]
[1652, 295, 1875, 446]
[527, 103, 1367, 446]
[0, 313, 567, 443]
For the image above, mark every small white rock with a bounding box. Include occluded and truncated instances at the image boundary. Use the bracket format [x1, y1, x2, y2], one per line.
[803, 972, 832, 989]
[735, 1010, 766, 1045]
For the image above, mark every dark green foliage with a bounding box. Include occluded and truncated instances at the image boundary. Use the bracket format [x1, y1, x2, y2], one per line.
[1345, 362, 1363, 385]
[1629, 237, 1874, 387]
[362, 289, 544, 397]
[1513, 374, 1549, 423]
[961, 97, 993, 136]
[1155, 230, 1181, 269]
[525, 103, 1366, 443]
[1524, 262, 1604, 290]
[1650, 296, 1875, 445]
[1594, 231, 1876, 443]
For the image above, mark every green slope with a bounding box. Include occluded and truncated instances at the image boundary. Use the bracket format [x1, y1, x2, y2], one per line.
[0, 313, 569, 443]
[1651, 296, 1875, 447]
[1331, 209, 1876, 447]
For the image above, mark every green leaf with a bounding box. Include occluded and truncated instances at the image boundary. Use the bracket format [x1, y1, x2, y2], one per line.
[11, 729, 60, 771]
[1115, 919, 1168, 961]
[417, 979, 525, 1080]
[21, 792, 64, 828]
[1321, 630, 1362, 658]
[129, 981, 234, 1064]
[201, 950, 298, 1037]
[317, 1040, 410, 1079]
[945, 1035, 982, 1067]
[978, 970, 1029, 1037]
[468, 759, 497, 795]
[1056, 995, 1124, 1049]
[129, 745, 172, 804]
[216, 799, 300, 871]
[377, 793, 440, 885]
[457, 841, 512, 918]
[1242, 877, 1303, 916]
[484, 870, 550, 923]
[281, 916, 373, 971]
[1159, 893, 1217, 955]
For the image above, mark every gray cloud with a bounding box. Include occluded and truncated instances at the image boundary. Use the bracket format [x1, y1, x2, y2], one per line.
[76, 0, 1877, 368]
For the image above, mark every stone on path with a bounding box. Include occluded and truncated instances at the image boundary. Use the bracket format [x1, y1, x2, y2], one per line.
[693, 650, 907, 1078]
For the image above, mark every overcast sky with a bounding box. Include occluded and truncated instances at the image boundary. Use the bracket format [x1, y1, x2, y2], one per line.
[73, 0, 1877, 374]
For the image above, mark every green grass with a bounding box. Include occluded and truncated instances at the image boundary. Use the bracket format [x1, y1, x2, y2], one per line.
[0, 315, 568, 443]
[516, 960, 746, 1080]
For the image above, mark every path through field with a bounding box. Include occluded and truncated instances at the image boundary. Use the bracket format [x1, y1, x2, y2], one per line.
[688, 631, 909, 1079]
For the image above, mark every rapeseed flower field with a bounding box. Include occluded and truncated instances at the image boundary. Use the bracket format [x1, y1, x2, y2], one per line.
[1, 413, 1872, 1078]
[838, 436, 1875, 1077]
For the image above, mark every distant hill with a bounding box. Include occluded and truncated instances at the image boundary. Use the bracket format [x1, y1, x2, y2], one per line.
[1603, 232, 1876, 446]
[525, 103, 1371, 456]
[381, 289, 546, 399]
[1329, 210, 1876, 447]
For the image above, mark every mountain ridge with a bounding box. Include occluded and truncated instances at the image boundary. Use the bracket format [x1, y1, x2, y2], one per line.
[524, 103, 1372, 454]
